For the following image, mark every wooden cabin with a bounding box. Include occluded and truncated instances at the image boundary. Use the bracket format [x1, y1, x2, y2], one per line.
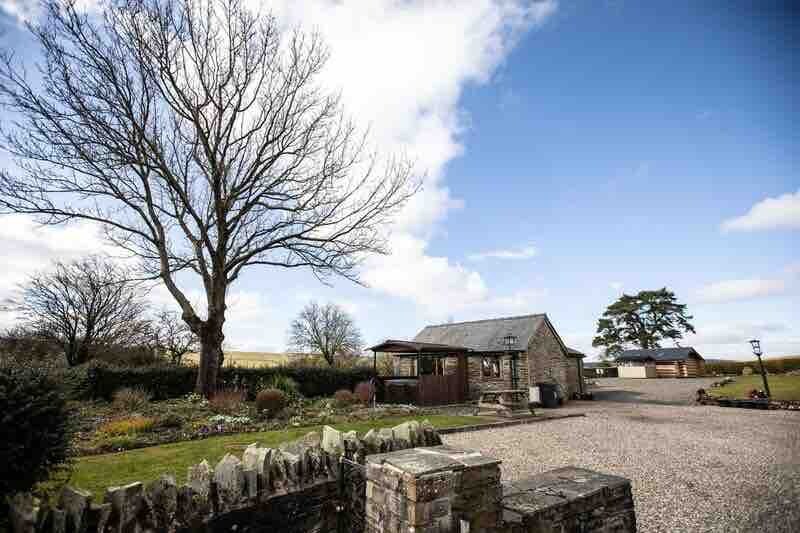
[616, 347, 705, 378]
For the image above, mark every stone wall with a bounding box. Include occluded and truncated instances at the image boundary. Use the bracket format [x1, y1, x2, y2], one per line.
[365, 448, 636, 533]
[502, 467, 637, 533]
[10, 427, 637, 533]
[7, 420, 443, 533]
[527, 323, 577, 398]
[466, 353, 530, 400]
[565, 357, 581, 397]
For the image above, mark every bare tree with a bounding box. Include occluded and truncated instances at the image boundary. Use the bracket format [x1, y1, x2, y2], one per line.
[289, 301, 362, 366]
[12, 256, 150, 366]
[152, 309, 198, 364]
[0, 0, 416, 395]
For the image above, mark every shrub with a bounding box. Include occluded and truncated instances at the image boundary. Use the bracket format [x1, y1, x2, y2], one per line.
[209, 389, 246, 414]
[156, 413, 184, 429]
[112, 386, 152, 411]
[97, 416, 156, 436]
[255, 388, 288, 417]
[0, 364, 74, 498]
[94, 435, 139, 453]
[259, 374, 300, 401]
[354, 381, 375, 405]
[333, 389, 355, 408]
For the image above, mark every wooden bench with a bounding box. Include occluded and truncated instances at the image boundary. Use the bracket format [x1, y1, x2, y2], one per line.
[475, 389, 533, 418]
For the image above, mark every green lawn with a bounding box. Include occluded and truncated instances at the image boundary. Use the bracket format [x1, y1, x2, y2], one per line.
[707, 374, 800, 401]
[66, 415, 481, 497]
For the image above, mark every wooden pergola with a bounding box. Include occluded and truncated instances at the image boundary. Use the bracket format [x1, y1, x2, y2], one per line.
[368, 339, 471, 406]
[367, 339, 471, 374]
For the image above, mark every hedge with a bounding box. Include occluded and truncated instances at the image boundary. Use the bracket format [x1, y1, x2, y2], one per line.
[85, 361, 377, 401]
[705, 356, 800, 376]
[0, 363, 74, 499]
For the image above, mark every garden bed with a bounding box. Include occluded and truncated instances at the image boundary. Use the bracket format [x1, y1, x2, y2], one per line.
[71, 394, 432, 455]
[63, 414, 484, 497]
[699, 396, 800, 411]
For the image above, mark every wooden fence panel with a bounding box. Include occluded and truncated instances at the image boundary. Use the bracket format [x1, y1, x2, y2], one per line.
[418, 373, 464, 406]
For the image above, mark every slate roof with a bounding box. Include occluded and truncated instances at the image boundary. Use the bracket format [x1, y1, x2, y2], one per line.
[413, 314, 547, 353]
[616, 347, 703, 362]
[366, 339, 470, 353]
[566, 347, 586, 358]
[583, 361, 614, 369]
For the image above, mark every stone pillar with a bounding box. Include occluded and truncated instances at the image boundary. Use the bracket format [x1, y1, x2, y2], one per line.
[365, 445, 502, 533]
[501, 467, 637, 533]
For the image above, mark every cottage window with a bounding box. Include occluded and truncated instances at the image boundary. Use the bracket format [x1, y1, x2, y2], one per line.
[482, 357, 501, 378]
[420, 357, 445, 376]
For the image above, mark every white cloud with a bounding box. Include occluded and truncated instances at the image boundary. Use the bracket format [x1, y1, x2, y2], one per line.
[363, 234, 488, 312]
[261, 0, 558, 317]
[0, 0, 99, 23]
[0, 215, 111, 296]
[263, 0, 557, 236]
[688, 321, 788, 346]
[721, 189, 800, 232]
[783, 262, 800, 277]
[610, 281, 623, 291]
[0, 215, 113, 330]
[363, 234, 546, 321]
[0, 0, 560, 346]
[468, 244, 537, 261]
[684, 321, 800, 359]
[694, 278, 787, 304]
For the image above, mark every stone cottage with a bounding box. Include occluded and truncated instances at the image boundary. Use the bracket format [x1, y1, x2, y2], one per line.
[370, 314, 585, 404]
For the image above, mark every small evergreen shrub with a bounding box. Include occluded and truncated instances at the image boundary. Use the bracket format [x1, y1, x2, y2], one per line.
[95, 435, 139, 453]
[156, 413, 184, 429]
[354, 381, 375, 405]
[112, 386, 152, 411]
[0, 364, 74, 497]
[259, 374, 300, 401]
[333, 389, 355, 408]
[97, 416, 156, 436]
[209, 389, 246, 414]
[255, 388, 288, 417]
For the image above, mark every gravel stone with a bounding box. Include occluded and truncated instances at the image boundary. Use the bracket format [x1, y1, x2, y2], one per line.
[444, 379, 800, 533]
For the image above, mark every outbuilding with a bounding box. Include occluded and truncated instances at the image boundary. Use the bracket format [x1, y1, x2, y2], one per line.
[616, 347, 705, 378]
[370, 314, 585, 405]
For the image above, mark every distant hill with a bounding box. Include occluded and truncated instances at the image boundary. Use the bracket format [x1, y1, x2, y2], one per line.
[704, 358, 736, 365]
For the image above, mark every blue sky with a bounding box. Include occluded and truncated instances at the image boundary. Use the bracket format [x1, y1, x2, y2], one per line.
[0, 1, 797, 359]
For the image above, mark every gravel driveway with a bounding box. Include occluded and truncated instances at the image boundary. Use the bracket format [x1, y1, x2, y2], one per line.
[588, 377, 719, 404]
[444, 402, 800, 532]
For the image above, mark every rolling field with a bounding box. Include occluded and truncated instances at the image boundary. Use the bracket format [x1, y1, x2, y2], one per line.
[184, 351, 290, 368]
[707, 374, 800, 401]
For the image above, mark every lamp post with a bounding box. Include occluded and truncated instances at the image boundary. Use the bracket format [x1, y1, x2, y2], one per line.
[503, 334, 518, 390]
[749, 339, 771, 398]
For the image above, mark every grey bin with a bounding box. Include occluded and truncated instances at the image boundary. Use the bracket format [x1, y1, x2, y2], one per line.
[536, 382, 562, 408]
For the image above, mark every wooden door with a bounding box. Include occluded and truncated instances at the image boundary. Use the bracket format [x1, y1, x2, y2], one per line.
[417, 357, 467, 406]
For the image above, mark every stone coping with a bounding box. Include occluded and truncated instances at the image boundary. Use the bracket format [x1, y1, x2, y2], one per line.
[367, 445, 501, 476]
[501, 467, 631, 513]
[438, 412, 585, 435]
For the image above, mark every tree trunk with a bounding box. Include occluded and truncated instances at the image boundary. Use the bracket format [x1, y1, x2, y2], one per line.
[196, 320, 224, 398]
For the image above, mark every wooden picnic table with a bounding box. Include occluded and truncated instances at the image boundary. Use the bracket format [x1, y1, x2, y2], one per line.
[476, 389, 533, 417]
